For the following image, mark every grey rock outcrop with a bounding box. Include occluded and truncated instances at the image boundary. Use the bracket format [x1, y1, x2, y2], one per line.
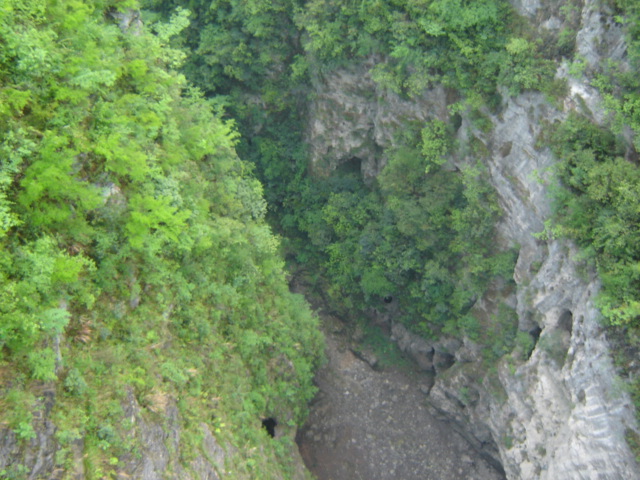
[302, 0, 640, 478]
[0, 388, 227, 480]
[111, 9, 143, 36]
[306, 57, 449, 179]
[0, 389, 58, 480]
[119, 390, 225, 480]
[0, 384, 314, 480]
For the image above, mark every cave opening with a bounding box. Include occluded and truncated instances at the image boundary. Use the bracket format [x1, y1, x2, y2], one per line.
[558, 310, 573, 335]
[527, 325, 543, 360]
[262, 417, 277, 438]
[334, 156, 363, 176]
[529, 325, 542, 344]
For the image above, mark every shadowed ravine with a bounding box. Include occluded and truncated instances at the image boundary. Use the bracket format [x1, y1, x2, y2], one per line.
[295, 312, 506, 480]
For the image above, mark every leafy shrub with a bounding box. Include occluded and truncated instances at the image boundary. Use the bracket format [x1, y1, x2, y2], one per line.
[4, 389, 36, 442]
[548, 113, 640, 327]
[64, 368, 89, 396]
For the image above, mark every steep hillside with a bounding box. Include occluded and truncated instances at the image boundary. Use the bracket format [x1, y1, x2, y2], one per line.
[0, 2, 322, 478]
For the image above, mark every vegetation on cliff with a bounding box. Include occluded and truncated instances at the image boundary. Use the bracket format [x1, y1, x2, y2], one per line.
[543, 0, 640, 433]
[144, 0, 565, 351]
[146, 0, 640, 344]
[546, 0, 640, 330]
[0, 1, 322, 477]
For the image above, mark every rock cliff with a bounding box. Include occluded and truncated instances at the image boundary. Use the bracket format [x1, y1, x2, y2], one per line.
[303, 1, 640, 478]
[306, 56, 450, 179]
[0, 386, 308, 480]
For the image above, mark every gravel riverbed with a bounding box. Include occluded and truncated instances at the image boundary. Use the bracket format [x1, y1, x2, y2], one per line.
[296, 314, 505, 480]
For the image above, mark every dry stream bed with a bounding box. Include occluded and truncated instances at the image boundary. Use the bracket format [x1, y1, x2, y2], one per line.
[295, 312, 505, 480]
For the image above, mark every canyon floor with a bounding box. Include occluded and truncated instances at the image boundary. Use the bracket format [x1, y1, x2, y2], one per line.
[296, 312, 505, 480]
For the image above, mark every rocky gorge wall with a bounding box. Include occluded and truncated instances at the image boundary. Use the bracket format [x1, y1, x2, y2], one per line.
[303, 1, 640, 478]
[0, 385, 310, 480]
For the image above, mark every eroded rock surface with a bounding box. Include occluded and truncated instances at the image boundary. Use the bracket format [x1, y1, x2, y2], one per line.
[306, 57, 449, 179]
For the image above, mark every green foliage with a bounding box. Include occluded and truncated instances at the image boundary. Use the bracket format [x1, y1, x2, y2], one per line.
[592, 6, 640, 152]
[421, 119, 452, 172]
[144, 0, 303, 99]
[360, 267, 394, 298]
[498, 37, 557, 96]
[138, 0, 549, 357]
[63, 368, 89, 396]
[514, 330, 535, 360]
[360, 323, 412, 370]
[27, 348, 58, 382]
[538, 330, 569, 366]
[6, 0, 629, 473]
[625, 427, 640, 462]
[125, 193, 192, 250]
[548, 113, 640, 328]
[0, 463, 29, 480]
[296, 0, 515, 97]
[0, 236, 77, 379]
[480, 303, 519, 363]
[268, 122, 512, 338]
[0, 0, 323, 476]
[4, 389, 36, 442]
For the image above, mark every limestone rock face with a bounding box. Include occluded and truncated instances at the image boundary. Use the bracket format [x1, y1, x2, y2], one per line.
[118, 390, 225, 480]
[0, 389, 227, 480]
[303, 1, 640, 478]
[0, 390, 58, 479]
[0, 385, 313, 480]
[110, 9, 143, 35]
[306, 57, 449, 179]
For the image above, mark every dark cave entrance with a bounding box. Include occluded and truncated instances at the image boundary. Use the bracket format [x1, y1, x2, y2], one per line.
[558, 310, 573, 335]
[334, 156, 363, 176]
[262, 417, 277, 438]
[527, 325, 543, 360]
